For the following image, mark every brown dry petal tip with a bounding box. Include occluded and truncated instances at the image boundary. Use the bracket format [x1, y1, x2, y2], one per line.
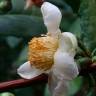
[31, 0, 44, 7]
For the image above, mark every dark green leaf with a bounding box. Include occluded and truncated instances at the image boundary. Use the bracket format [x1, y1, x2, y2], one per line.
[92, 56, 96, 63]
[14, 46, 28, 67]
[80, 0, 96, 51]
[44, 85, 50, 96]
[69, 18, 81, 38]
[92, 48, 96, 57]
[0, 15, 46, 37]
[47, 0, 67, 9]
[11, 0, 24, 13]
[69, 76, 83, 96]
[77, 57, 92, 69]
[6, 36, 22, 48]
[87, 88, 94, 96]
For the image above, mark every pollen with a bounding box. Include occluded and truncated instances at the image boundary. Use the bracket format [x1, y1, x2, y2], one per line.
[28, 36, 58, 71]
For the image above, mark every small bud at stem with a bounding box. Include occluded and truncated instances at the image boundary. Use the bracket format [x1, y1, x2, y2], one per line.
[25, 0, 44, 9]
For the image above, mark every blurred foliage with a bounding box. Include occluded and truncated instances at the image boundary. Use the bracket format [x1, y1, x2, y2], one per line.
[80, 0, 96, 52]
[0, 0, 95, 96]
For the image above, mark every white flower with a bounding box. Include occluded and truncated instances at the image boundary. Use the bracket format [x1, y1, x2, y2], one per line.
[41, 2, 62, 36]
[17, 2, 79, 96]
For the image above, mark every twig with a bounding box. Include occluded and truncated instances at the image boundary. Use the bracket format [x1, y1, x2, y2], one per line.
[0, 74, 48, 92]
[77, 38, 91, 57]
[0, 64, 96, 92]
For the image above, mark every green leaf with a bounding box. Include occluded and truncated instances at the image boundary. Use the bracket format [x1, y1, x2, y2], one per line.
[61, 18, 72, 31]
[13, 87, 34, 96]
[87, 88, 94, 96]
[13, 84, 45, 96]
[0, 1, 8, 9]
[11, 0, 24, 13]
[77, 57, 92, 69]
[80, 0, 96, 51]
[10, 0, 41, 15]
[64, 0, 80, 13]
[47, 0, 66, 9]
[69, 76, 83, 96]
[0, 0, 12, 14]
[69, 18, 81, 38]
[18, 46, 28, 62]
[0, 92, 14, 96]
[92, 48, 96, 57]
[6, 36, 22, 48]
[15, 46, 28, 66]
[92, 56, 96, 63]
[0, 15, 46, 37]
[44, 85, 50, 96]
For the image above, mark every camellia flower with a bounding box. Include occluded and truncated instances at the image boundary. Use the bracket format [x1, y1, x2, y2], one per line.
[17, 1, 79, 96]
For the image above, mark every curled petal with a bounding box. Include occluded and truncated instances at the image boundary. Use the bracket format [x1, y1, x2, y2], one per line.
[50, 53, 79, 95]
[53, 52, 79, 80]
[48, 32, 79, 96]
[17, 61, 43, 79]
[48, 72, 70, 96]
[41, 2, 62, 33]
[59, 32, 78, 56]
[53, 79, 70, 96]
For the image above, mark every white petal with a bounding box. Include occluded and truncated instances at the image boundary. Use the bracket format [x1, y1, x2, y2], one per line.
[48, 71, 70, 96]
[41, 2, 62, 33]
[17, 61, 44, 79]
[63, 32, 78, 49]
[59, 32, 78, 56]
[53, 79, 70, 96]
[53, 52, 79, 80]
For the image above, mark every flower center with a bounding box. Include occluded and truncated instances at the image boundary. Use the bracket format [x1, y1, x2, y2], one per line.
[28, 36, 58, 71]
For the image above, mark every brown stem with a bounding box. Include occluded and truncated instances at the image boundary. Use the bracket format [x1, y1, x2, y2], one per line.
[0, 63, 96, 92]
[77, 38, 91, 57]
[0, 74, 48, 92]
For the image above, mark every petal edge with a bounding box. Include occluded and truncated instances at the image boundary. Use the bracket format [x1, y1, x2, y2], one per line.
[17, 61, 43, 79]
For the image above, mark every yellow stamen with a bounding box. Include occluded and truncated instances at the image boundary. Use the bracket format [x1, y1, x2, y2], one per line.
[28, 36, 58, 71]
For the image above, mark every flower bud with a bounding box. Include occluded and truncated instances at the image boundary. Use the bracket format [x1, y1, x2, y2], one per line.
[25, 0, 44, 9]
